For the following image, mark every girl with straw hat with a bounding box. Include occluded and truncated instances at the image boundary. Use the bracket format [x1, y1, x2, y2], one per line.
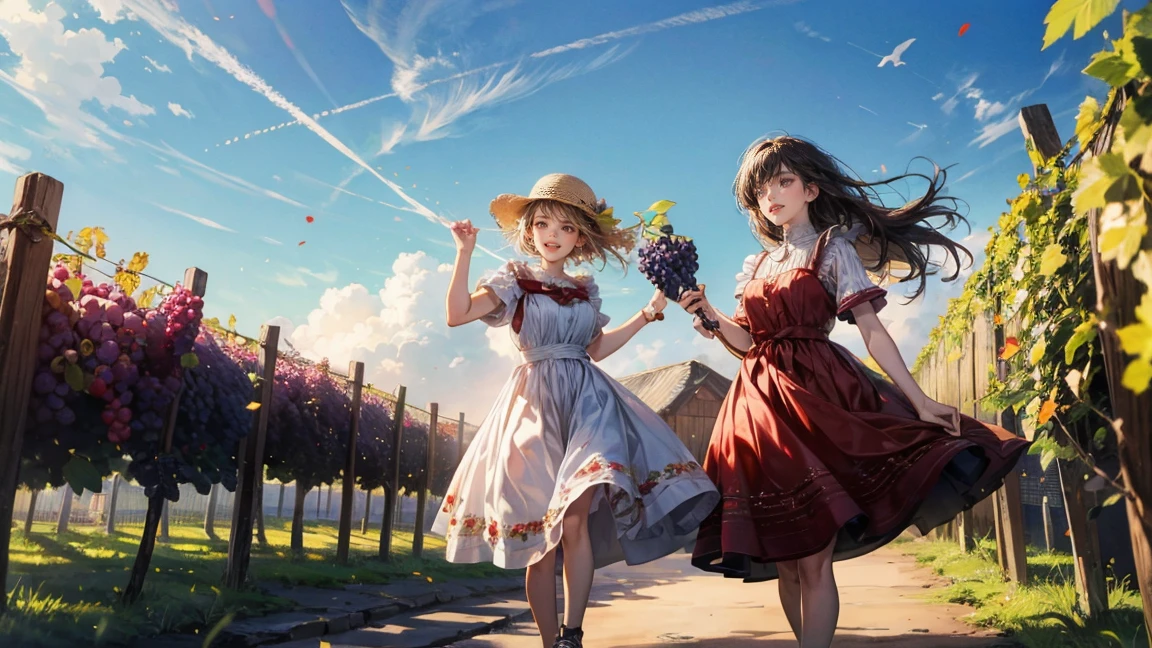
[432, 173, 719, 648]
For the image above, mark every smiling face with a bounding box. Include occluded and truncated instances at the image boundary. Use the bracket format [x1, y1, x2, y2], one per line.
[754, 164, 819, 229]
[528, 202, 585, 263]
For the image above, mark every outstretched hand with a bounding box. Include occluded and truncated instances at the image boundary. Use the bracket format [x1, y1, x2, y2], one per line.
[449, 219, 479, 254]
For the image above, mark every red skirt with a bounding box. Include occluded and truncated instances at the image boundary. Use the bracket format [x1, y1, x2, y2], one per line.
[690, 334, 1030, 582]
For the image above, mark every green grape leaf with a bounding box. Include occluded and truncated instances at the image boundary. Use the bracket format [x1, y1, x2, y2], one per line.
[181, 352, 200, 369]
[1083, 49, 1141, 86]
[64, 363, 85, 391]
[63, 455, 103, 497]
[1075, 95, 1101, 153]
[1042, 0, 1120, 49]
[1066, 315, 1098, 364]
[1039, 243, 1068, 276]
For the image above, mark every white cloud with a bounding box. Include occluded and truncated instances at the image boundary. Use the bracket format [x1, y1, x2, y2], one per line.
[155, 164, 180, 176]
[0, 0, 154, 150]
[974, 98, 1006, 121]
[794, 20, 831, 42]
[281, 250, 518, 421]
[0, 140, 32, 175]
[144, 54, 170, 72]
[971, 112, 1021, 148]
[153, 202, 237, 232]
[168, 102, 194, 118]
[89, 0, 133, 23]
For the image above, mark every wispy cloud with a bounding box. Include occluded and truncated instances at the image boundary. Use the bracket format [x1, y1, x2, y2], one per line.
[971, 113, 1022, 148]
[212, 0, 798, 149]
[794, 20, 831, 42]
[140, 139, 309, 208]
[261, 236, 283, 245]
[107, 0, 504, 261]
[168, 102, 194, 118]
[858, 104, 879, 116]
[143, 54, 170, 72]
[274, 273, 308, 287]
[154, 202, 237, 232]
[961, 53, 1066, 148]
[155, 164, 180, 176]
[0, 140, 32, 175]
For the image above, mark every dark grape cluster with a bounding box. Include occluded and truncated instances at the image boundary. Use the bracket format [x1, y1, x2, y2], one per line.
[637, 235, 701, 302]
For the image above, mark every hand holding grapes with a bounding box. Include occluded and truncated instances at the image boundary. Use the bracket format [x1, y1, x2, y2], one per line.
[450, 219, 479, 254]
[677, 285, 716, 323]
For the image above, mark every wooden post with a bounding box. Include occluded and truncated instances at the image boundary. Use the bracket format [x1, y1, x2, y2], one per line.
[0, 173, 64, 615]
[380, 385, 406, 560]
[337, 361, 364, 565]
[457, 412, 465, 463]
[224, 324, 279, 588]
[160, 501, 170, 543]
[56, 487, 74, 534]
[290, 483, 306, 559]
[276, 482, 286, 519]
[362, 491, 372, 534]
[1077, 86, 1152, 639]
[23, 490, 37, 535]
[122, 267, 206, 604]
[1042, 496, 1054, 552]
[1058, 452, 1109, 615]
[325, 483, 333, 519]
[255, 481, 268, 546]
[203, 482, 220, 540]
[957, 338, 974, 552]
[413, 402, 437, 557]
[105, 475, 120, 535]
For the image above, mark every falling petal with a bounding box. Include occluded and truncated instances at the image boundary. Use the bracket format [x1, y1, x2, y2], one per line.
[958, 23, 970, 36]
[999, 336, 1020, 360]
[880, 164, 887, 173]
[298, 241, 306, 246]
[306, 215, 315, 223]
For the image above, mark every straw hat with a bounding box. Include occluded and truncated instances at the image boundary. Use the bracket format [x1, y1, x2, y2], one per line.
[489, 173, 601, 230]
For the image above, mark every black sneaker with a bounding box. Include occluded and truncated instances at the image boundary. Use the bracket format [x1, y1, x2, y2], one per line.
[552, 625, 583, 648]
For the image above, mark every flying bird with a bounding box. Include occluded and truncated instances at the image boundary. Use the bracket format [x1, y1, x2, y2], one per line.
[879, 38, 916, 67]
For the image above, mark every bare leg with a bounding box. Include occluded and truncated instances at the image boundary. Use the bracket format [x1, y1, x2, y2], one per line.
[561, 488, 597, 629]
[526, 548, 559, 647]
[796, 538, 838, 648]
[777, 560, 803, 644]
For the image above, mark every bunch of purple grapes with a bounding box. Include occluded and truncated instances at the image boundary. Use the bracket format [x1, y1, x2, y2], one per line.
[158, 283, 204, 357]
[637, 236, 701, 302]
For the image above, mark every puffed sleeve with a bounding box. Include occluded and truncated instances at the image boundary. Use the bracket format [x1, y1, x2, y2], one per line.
[584, 277, 611, 332]
[732, 252, 764, 326]
[817, 237, 888, 325]
[475, 261, 524, 328]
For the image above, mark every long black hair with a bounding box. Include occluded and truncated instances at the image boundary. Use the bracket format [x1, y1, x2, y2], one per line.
[733, 135, 972, 299]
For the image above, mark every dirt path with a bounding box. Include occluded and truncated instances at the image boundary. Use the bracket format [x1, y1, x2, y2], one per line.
[447, 542, 1013, 647]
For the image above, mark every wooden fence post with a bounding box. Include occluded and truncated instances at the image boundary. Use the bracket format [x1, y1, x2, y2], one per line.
[1020, 104, 1109, 604]
[380, 385, 406, 561]
[224, 324, 279, 588]
[0, 172, 64, 616]
[1042, 496, 1054, 552]
[457, 412, 466, 463]
[337, 361, 364, 565]
[122, 268, 206, 604]
[1081, 84, 1152, 638]
[413, 402, 437, 557]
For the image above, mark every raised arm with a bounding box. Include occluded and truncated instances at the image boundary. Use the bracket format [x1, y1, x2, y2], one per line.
[445, 220, 501, 327]
[586, 289, 665, 362]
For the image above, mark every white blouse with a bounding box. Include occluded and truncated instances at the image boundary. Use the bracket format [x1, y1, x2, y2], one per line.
[732, 220, 887, 325]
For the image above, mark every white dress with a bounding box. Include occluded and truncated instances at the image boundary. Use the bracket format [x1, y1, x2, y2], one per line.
[431, 261, 720, 569]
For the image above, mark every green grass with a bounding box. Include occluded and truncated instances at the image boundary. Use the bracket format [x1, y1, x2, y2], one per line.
[899, 537, 1147, 648]
[4, 517, 515, 647]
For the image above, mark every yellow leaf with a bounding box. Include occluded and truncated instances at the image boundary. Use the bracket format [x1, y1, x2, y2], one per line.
[228, 314, 237, 331]
[1038, 399, 1058, 426]
[1121, 357, 1152, 394]
[115, 270, 141, 298]
[1075, 95, 1101, 153]
[645, 200, 676, 214]
[1030, 339, 1048, 366]
[127, 251, 149, 273]
[946, 348, 963, 363]
[92, 227, 109, 259]
[1132, 250, 1152, 288]
[1039, 243, 1068, 276]
[75, 227, 94, 255]
[246, 402, 261, 411]
[1098, 201, 1149, 269]
[1042, 0, 1120, 50]
[993, 314, 1003, 326]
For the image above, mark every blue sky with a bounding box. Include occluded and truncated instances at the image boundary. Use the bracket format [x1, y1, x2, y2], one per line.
[0, 0, 1130, 421]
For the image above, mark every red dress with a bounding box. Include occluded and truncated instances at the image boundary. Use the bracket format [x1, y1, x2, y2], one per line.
[691, 230, 1030, 582]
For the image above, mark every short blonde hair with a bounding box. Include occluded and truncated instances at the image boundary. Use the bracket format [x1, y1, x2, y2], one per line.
[506, 199, 634, 269]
